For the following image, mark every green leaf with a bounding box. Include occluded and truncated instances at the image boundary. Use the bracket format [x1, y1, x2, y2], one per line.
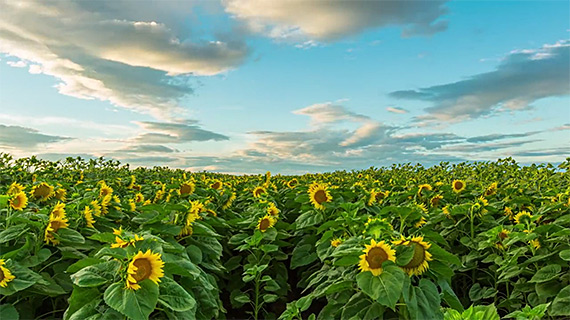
[462, 304, 500, 320]
[469, 283, 498, 301]
[231, 290, 250, 306]
[70, 260, 121, 288]
[0, 260, 43, 296]
[333, 254, 360, 266]
[0, 225, 29, 244]
[430, 243, 461, 266]
[529, 264, 561, 283]
[356, 262, 406, 310]
[20, 248, 52, 267]
[438, 280, 464, 312]
[158, 277, 196, 312]
[68, 299, 102, 320]
[396, 245, 415, 267]
[404, 278, 443, 320]
[0, 304, 19, 320]
[263, 294, 279, 303]
[186, 245, 202, 264]
[66, 258, 104, 274]
[549, 285, 570, 316]
[64, 286, 101, 320]
[324, 280, 353, 295]
[291, 244, 317, 269]
[559, 249, 570, 261]
[104, 281, 159, 320]
[295, 211, 323, 229]
[58, 228, 86, 244]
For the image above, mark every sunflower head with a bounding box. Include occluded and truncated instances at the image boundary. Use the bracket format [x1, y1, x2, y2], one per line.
[55, 188, 67, 201]
[267, 202, 280, 216]
[514, 211, 532, 225]
[51, 202, 66, 219]
[257, 215, 277, 232]
[126, 250, 164, 290]
[44, 216, 69, 245]
[211, 180, 223, 190]
[0, 259, 16, 288]
[363, 217, 393, 238]
[529, 239, 540, 249]
[287, 179, 298, 189]
[7, 182, 24, 196]
[358, 239, 396, 276]
[452, 180, 466, 193]
[430, 195, 443, 207]
[252, 186, 266, 198]
[392, 235, 432, 276]
[330, 238, 343, 248]
[504, 206, 514, 220]
[484, 182, 498, 197]
[417, 184, 432, 196]
[99, 184, 113, 198]
[83, 206, 95, 228]
[9, 192, 28, 211]
[32, 182, 54, 201]
[179, 181, 195, 195]
[222, 192, 237, 210]
[308, 183, 332, 210]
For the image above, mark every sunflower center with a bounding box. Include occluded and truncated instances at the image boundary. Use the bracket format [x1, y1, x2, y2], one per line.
[289, 180, 297, 187]
[375, 192, 385, 202]
[133, 258, 152, 282]
[0, 269, 4, 282]
[314, 190, 327, 204]
[180, 184, 192, 195]
[212, 182, 221, 189]
[13, 196, 21, 207]
[35, 185, 50, 197]
[259, 218, 271, 231]
[498, 231, 508, 240]
[366, 247, 388, 269]
[404, 242, 426, 269]
[454, 181, 463, 190]
[50, 221, 63, 232]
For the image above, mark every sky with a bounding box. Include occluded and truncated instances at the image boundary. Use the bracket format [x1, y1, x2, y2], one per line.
[0, 0, 569, 174]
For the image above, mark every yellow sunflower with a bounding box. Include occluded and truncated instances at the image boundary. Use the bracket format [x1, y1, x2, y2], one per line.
[331, 238, 343, 248]
[222, 192, 236, 210]
[100, 194, 112, 215]
[484, 182, 498, 197]
[367, 189, 388, 206]
[494, 228, 509, 250]
[504, 206, 514, 220]
[9, 192, 28, 211]
[430, 195, 443, 207]
[55, 188, 67, 201]
[179, 181, 195, 195]
[414, 216, 427, 228]
[7, 182, 24, 196]
[44, 215, 69, 245]
[0, 259, 16, 288]
[83, 206, 95, 228]
[91, 200, 102, 217]
[129, 199, 136, 212]
[514, 211, 532, 225]
[51, 202, 66, 219]
[287, 179, 298, 189]
[257, 214, 277, 232]
[358, 239, 396, 276]
[125, 250, 164, 290]
[267, 202, 280, 216]
[134, 193, 145, 203]
[392, 235, 432, 276]
[111, 235, 143, 249]
[113, 227, 123, 236]
[417, 184, 432, 196]
[452, 180, 466, 193]
[32, 182, 54, 201]
[308, 183, 332, 210]
[252, 186, 266, 198]
[529, 239, 540, 249]
[99, 183, 113, 198]
[210, 180, 223, 190]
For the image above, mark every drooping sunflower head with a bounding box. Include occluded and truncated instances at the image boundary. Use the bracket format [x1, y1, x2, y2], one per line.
[134, 193, 145, 203]
[179, 181, 195, 195]
[257, 214, 277, 232]
[99, 184, 113, 198]
[267, 202, 280, 216]
[358, 239, 396, 276]
[126, 250, 165, 290]
[417, 184, 432, 196]
[308, 183, 332, 210]
[32, 182, 54, 201]
[498, 228, 510, 241]
[452, 180, 466, 193]
[484, 182, 498, 197]
[51, 202, 66, 219]
[7, 182, 24, 196]
[44, 216, 69, 245]
[367, 189, 388, 206]
[55, 188, 67, 201]
[91, 200, 102, 216]
[392, 235, 432, 276]
[222, 192, 237, 210]
[83, 206, 95, 228]
[514, 211, 532, 225]
[9, 192, 28, 211]
[0, 259, 16, 288]
[430, 195, 443, 207]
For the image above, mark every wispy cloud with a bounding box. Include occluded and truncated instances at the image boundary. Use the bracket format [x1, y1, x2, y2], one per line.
[0, 124, 71, 150]
[386, 106, 409, 114]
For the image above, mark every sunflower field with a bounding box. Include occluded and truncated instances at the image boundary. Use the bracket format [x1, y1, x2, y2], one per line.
[0, 153, 569, 320]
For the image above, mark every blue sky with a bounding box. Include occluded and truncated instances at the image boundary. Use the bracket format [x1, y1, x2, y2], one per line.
[0, 0, 568, 174]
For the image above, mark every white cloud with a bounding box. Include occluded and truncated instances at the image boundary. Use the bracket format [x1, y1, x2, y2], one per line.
[225, 0, 449, 41]
[386, 106, 408, 114]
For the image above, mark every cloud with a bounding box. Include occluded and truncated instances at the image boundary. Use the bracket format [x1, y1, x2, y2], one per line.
[225, 0, 449, 41]
[466, 131, 541, 143]
[513, 147, 570, 157]
[386, 106, 409, 114]
[0, 0, 249, 118]
[390, 40, 570, 123]
[131, 120, 230, 143]
[0, 124, 71, 150]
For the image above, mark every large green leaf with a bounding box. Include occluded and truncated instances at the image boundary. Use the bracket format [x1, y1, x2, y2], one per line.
[356, 262, 406, 310]
[103, 281, 159, 320]
[70, 260, 120, 287]
[549, 285, 570, 316]
[404, 278, 443, 320]
[158, 277, 196, 312]
[0, 260, 43, 296]
[64, 286, 101, 320]
[0, 225, 29, 244]
[0, 304, 19, 320]
[291, 244, 318, 269]
[529, 264, 561, 283]
[295, 211, 323, 229]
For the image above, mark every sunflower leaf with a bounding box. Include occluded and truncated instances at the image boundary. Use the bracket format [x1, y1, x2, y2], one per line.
[158, 277, 196, 312]
[104, 281, 159, 320]
[356, 262, 406, 310]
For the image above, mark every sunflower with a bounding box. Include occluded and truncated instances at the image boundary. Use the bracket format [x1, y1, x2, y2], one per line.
[494, 228, 509, 250]
[442, 205, 451, 217]
[484, 182, 498, 197]
[91, 200, 102, 217]
[0, 259, 16, 288]
[257, 214, 277, 232]
[331, 238, 343, 248]
[414, 216, 427, 228]
[267, 202, 280, 216]
[179, 181, 195, 195]
[430, 195, 443, 207]
[287, 179, 298, 188]
[100, 194, 112, 215]
[392, 235, 432, 276]
[308, 183, 332, 210]
[222, 192, 236, 210]
[134, 193, 145, 203]
[99, 183, 113, 198]
[514, 211, 532, 225]
[129, 199, 136, 212]
[504, 206, 514, 220]
[113, 227, 123, 236]
[51, 202, 66, 219]
[9, 192, 28, 211]
[363, 217, 393, 238]
[55, 188, 67, 201]
[529, 239, 540, 249]
[83, 206, 95, 228]
[252, 186, 266, 198]
[111, 235, 143, 248]
[44, 215, 69, 245]
[367, 189, 388, 206]
[125, 250, 164, 290]
[358, 239, 396, 276]
[7, 182, 24, 195]
[32, 182, 54, 201]
[452, 180, 466, 193]
[417, 184, 432, 196]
